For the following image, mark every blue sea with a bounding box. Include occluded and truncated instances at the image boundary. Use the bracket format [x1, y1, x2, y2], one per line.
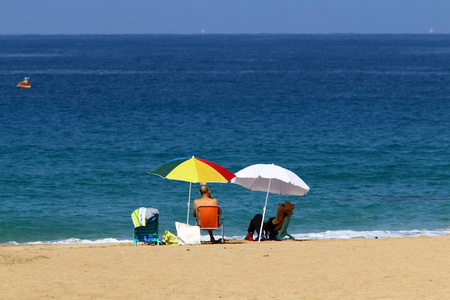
[0, 34, 449, 244]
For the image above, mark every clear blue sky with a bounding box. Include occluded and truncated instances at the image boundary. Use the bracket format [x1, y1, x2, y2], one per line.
[0, 0, 446, 34]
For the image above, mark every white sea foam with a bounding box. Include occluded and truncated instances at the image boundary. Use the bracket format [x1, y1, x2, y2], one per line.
[6, 238, 134, 245]
[4, 229, 449, 245]
[289, 228, 450, 240]
[229, 228, 450, 241]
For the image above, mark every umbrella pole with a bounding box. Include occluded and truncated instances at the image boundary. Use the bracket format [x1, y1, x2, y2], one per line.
[187, 182, 192, 224]
[258, 177, 272, 243]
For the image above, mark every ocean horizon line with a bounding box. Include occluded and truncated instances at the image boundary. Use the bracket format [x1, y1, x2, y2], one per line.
[0, 33, 445, 37]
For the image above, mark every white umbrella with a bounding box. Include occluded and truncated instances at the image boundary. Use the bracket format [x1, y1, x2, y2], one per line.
[231, 163, 310, 242]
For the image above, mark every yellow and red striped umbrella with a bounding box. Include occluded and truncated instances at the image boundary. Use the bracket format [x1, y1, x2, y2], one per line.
[150, 156, 235, 224]
[150, 156, 235, 183]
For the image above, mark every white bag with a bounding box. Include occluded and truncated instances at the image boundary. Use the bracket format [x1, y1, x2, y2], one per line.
[175, 222, 201, 245]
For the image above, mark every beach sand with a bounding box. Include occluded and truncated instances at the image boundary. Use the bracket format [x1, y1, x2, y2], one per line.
[1, 235, 449, 299]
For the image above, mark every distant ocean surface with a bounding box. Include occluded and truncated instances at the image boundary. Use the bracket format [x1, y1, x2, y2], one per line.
[0, 34, 449, 244]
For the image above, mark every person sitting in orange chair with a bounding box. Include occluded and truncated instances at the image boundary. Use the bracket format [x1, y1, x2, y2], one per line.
[193, 185, 221, 243]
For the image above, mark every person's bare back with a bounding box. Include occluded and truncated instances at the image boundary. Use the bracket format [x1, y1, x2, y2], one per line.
[193, 185, 221, 218]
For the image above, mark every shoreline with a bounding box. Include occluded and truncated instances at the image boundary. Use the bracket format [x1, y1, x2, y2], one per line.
[1, 235, 449, 299]
[2, 228, 449, 245]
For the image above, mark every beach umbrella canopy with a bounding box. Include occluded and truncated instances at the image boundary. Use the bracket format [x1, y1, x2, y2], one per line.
[231, 163, 310, 242]
[150, 156, 235, 223]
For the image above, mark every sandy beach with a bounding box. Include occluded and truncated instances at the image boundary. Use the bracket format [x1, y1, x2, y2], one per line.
[1, 235, 449, 299]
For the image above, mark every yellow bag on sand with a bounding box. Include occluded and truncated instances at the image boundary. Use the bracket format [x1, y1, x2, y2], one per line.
[163, 230, 179, 245]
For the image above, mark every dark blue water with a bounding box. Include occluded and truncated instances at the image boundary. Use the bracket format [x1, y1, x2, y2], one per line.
[0, 34, 449, 244]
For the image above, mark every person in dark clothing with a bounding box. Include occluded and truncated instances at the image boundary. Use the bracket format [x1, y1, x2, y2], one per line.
[245, 201, 295, 241]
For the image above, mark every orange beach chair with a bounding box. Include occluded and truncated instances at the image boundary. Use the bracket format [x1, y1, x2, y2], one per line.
[196, 206, 224, 242]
